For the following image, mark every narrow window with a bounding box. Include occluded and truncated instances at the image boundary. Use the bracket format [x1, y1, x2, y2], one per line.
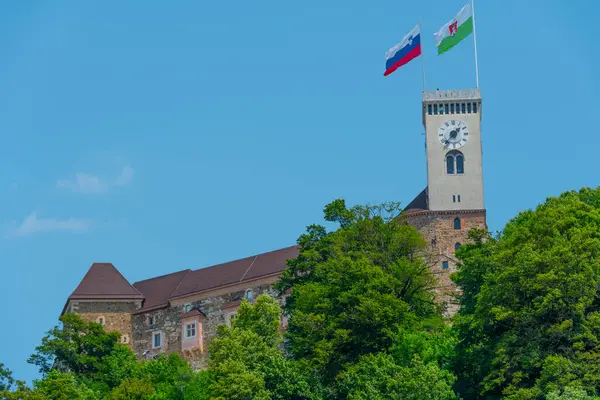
[439, 104, 444, 114]
[97, 317, 104, 325]
[458, 194, 461, 202]
[452, 195, 456, 203]
[153, 332, 162, 348]
[434, 104, 438, 115]
[442, 261, 449, 269]
[148, 316, 154, 327]
[454, 218, 461, 230]
[450, 104, 455, 114]
[246, 289, 254, 300]
[226, 312, 236, 327]
[445, 104, 449, 114]
[467, 103, 472, 113]
[122, 336, 128, 343]
[184, 304, 192, 313]
[185, 323, 196, 339]
[461, 103, 466, 114]
[455, 243, 461, 251]
[456, 103, 461, 114]
[446, 154, 455, 174]
[473, 102, 478, 113]
[456, 154, 464, 174]
[428, 104, 432, 115]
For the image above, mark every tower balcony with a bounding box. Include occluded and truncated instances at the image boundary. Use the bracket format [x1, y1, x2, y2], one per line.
[422, 89, 482, 125]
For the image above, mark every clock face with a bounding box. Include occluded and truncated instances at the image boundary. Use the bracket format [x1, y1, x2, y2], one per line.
[438, 120, 469, 149]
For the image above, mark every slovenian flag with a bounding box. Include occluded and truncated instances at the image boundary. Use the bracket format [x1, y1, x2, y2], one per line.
[384, 24, 422, 77]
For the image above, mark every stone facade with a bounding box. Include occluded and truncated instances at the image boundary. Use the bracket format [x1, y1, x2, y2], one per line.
[70, 300, 141, 346]
[405, 209, 486, 315]
[130, 280, 281, 369]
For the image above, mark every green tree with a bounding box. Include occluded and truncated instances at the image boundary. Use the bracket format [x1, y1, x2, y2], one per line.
[0, 364, 14, 392]
[452, 188, 600, 399]
[182, 370, 214, 400]
[208, 295, 321, 400]
[277, 200, 442, 380]
[109, 379, 155, 400]
[33, 370, 98, 400]
[335, 352, 456, 400]
[137, 353, 193, 400]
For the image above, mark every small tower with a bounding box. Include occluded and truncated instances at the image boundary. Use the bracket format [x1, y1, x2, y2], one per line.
[404, 89, 487, 315]
[61, 263, 144, 345]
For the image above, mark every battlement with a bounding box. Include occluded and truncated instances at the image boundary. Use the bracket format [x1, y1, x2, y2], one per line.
[422, 88, 481, 103]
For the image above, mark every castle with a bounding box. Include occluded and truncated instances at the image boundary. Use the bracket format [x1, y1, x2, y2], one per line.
[62, 89, 486, 367]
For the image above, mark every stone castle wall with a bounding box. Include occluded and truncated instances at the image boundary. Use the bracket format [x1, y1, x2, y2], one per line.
[131, 282, 281, 369]
[405, 210, 486, 314]
[71, 301, 140, 345]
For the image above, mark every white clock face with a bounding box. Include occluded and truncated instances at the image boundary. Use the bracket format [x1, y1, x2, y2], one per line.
[438, 120, 469, 149]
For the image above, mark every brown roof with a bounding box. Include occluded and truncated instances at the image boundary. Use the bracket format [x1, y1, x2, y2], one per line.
[180, 309, 207, 319]
[404, 187, 429, 213]
[133, 269, 191, 314]
[69, 263, 144, 300]
[169, 246, 298, 300]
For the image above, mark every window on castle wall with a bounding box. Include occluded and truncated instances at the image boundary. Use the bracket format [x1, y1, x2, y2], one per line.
[153, 332, 162, 349]
[461, 103, 466, 114]
[226, 312, 236, 327]
[473, 102, 478, 113]
[446, 154, 455, 174]
[434, 104, 438, 115]
[454, 218, 461, 230]
[246, 289, 254, 300]
[456, 154, 464, 174]
[97, 316, 105, 325]
[442, 261, 449, 269]
[467, 103, 472, 113]
[455, 243, 461, 251]
[148, 316, 154, 328]
[428, 105, 432, 115]
[185, 323, 196, 339]
[122, 335, 129, 344]
[450, 104, 455, 114]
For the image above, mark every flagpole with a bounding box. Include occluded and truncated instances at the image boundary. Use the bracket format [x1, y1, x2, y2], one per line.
[420, 18, 427, 93]
[471, 0, 480, 88]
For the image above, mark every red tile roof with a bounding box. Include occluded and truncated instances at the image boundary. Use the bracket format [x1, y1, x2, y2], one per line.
[133, 269, 191, 314]
[64, 246, 298, 316]
[180, 309, 207, 319]
[168, 246, 298, 300]
[69, 263, 144, 300]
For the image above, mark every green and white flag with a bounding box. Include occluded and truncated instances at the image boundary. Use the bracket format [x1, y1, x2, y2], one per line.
[435, 4, 473, 55]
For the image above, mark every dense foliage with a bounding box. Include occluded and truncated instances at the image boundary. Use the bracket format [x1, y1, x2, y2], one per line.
[453, 188, 600, 399]
[4, 190, 600, 399]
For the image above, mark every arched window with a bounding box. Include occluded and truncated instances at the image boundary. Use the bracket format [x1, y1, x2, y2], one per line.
[446, 154, 455, 174]
[246, 289, 254, 300]
[454, 218, 461, 230]
[456, 154, 464, 174]
[445, 151, 464, 175]
[455, 242, 461, 251]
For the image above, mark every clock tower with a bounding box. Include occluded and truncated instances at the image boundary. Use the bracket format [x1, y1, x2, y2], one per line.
[424, 89, 484, 210]
[404, 89, 487, 315]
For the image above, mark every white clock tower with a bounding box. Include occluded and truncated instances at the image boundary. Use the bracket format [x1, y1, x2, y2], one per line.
[422, 89, 484, 211]
[404, 88, 487, 315]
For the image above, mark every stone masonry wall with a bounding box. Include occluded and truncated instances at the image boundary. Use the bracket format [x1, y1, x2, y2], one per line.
[131, 282, 281, 369]
[405, 210, 486, 315]
[72, 301, 139, 346]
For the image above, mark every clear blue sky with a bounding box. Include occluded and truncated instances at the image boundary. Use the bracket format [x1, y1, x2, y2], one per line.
[0, 0, 598, 382]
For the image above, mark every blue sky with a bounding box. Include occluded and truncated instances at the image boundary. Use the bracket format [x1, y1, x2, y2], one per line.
[0, 0, 598, 382]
